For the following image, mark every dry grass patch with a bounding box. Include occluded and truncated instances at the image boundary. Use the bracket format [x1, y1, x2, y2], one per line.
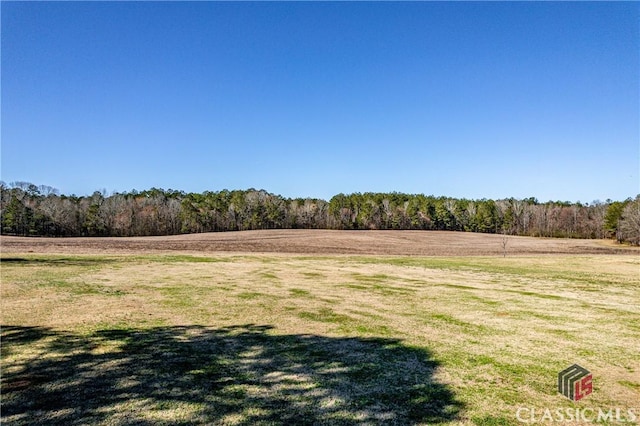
[1, 252, 638, 424]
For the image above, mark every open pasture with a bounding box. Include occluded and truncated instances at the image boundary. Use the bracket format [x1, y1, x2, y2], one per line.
[1, 231, 638, 425]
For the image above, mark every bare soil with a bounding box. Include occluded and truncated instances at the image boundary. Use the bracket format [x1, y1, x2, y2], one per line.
[0, 230, 635, 256]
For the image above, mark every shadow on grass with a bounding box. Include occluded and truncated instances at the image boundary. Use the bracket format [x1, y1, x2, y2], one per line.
[1, 325, 462, 425]
[0, 257, 31, 263]
[0, 257, 118, 266]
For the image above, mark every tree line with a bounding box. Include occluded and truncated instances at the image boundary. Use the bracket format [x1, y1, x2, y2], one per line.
[1, 181, 638, 245]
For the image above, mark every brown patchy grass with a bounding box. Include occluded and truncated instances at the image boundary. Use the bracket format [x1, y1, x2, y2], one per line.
[1, 232, 639, 425]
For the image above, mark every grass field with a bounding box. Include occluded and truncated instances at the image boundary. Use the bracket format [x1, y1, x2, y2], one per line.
[1, 232, 639, 425]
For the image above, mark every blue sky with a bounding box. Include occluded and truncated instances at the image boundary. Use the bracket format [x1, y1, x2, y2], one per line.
[2, 2, 638, 202]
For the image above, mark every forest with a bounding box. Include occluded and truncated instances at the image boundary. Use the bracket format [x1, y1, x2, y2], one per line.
[1, 181, 638, 245]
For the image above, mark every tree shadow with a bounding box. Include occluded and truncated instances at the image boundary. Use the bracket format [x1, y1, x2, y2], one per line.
[1, 325, 462, 425]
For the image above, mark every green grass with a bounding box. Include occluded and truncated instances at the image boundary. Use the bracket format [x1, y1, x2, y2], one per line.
[356, 256, 636, 287]
[301, 271, 326, 279]
[298, 307, 354, 324]
[237, 291, 269, 300]
[351, 272, 392, 282]
[1, 252, 638, 425]
[146, 254, 228, 263]
[289, 288, 312, 297]
[259, 272, 279, 280]
[620, 380, 640, 390]
[425, 313, 491, 334]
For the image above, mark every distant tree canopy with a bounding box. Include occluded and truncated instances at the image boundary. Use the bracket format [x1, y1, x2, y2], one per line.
[1, 181, 638, 244]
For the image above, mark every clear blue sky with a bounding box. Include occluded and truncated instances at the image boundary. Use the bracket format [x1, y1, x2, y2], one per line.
[2, 2, 638, 202]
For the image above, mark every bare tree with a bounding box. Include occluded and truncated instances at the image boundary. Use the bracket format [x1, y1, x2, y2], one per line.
[618, 197, 640, 245]
[501, 229, 509, 257]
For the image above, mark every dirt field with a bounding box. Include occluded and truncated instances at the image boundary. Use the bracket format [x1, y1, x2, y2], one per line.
[0, 229, 635, 256]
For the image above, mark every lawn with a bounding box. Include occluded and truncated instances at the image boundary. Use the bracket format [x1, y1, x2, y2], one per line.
[1, 253, 638, 425]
